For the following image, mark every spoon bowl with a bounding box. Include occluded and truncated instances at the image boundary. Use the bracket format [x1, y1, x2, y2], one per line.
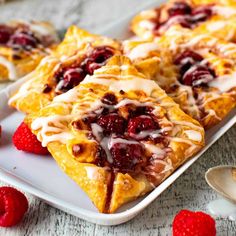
[205, 165, 236, 204]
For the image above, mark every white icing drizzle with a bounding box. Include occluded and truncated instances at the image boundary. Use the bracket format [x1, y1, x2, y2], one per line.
[209, 72, 236, 92]
[184, 130, 202, 142]
[206, 21, 226, 31]
[108, 137, 140, 149]
[81, 74, 158, 96]
[8, 56, 60, 107]
[53, 88, 79, 103]
[131, 126, 172, 140]
[114, 98, 154, 109]
[31, 114, 74, 147]
[85, 166, 103, 180]
[100, 137, 113, 163]
[172, 120, 203, 132]
[143, 143, 166, 158]
[213, 6, 236, 17]
[91, 123, 103, 141]
[170, 137, 198, 156]
[139, 20, 156, 30]
[126, 42, 160, 60]
[0, 55, 17, 80]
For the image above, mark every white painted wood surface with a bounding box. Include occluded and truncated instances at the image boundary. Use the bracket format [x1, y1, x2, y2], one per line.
[0, 0, 235, 235]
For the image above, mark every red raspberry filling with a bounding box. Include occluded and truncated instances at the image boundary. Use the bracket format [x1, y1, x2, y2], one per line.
[97, 113, 126, 135]
[0, 25, 13, 44]
[127, 115, 157, 139]
[54, 46, 115, 93]
[153, 2, 213, 34]
[82, 96, 168, 174]
[8, 31, 38, 49]
[168, 2, 192, 17]
[174, 50, 215, 86]
[83, 46, 115, 75]
[110, 141, 145, 172]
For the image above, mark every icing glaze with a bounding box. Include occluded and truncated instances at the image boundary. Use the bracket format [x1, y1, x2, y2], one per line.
[209, 72, 236, 92]
[139, 20, 156, 30]
[184, 130, 202, 142]
[126, 42, 160, 60]
[0, 55, 17, 80]
[81, 74, 158, 96]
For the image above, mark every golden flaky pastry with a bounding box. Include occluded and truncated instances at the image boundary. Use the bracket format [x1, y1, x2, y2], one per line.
[124, 25, 236, 129]
[25, 56, 204, 213]
[0, 20, 59, 81]
[130, 0, 236, 41]
[8, 25, 121, 114]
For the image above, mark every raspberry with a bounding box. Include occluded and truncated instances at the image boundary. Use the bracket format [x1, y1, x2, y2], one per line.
[182, 65, 215, 86]
[0, 186, 28, 227]
[168, 2, 192, 17]
[127, 115, 157, 139]
[56, 67, 85, 93]
[110, 141, 144, 172]
[13, 122, 49, 155]
[97, 113, 126, 135]
[174, 50, 203, 66]
[8, 32, 38, 49]
[192, 6, 212, 22]
[173, 209, 216, 236]
[83, 46, 114, 74]
[0, 25, 13, 44]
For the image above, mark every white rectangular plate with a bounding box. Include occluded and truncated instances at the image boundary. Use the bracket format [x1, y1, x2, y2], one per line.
[0, 0, 236, 226]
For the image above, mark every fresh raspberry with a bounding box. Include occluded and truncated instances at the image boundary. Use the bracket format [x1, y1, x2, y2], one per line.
[12, 122, 49, 155]
[168, 2, 192, 17]
[173, 209, 216, 236]
[0, 186, 28, 227]
[110, 141, 144, 172]
[127, 115, 157, 139]
[97, 113, 126, 135]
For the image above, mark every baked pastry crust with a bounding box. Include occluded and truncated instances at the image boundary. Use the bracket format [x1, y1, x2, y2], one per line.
[130, 0, 236, 41]
[25, 55, 204, 213]
[124, 26, 236, 129]
[0, 20, 59, 81]
[9, 26, 121, 114]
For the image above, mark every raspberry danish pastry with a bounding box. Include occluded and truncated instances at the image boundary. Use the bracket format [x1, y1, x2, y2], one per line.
[0, 20, 59, 81]
[124, 26, 236, 129]
[9, 26, 121, 114]
[130, 0, 236, 41]
[25, 56, 204, 213]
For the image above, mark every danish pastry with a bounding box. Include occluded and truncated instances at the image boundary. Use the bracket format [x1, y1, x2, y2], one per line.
[124, 26, 236, 129]
[9, 25, 121, 114]
[130, 0, 236, 41]
[25, 55, 204, 213]
[0, 20, 59, 81]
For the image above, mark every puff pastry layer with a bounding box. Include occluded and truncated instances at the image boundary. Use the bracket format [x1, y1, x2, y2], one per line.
[124, 26, 236, 129]
[25, 55, 204, 213]
[9, 26, 121, 114]
[0, 20, 59, 81]
[130, 0, 236, 41]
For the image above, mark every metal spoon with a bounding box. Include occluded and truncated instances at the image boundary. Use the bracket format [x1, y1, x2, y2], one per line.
[205, 165, 236, 204]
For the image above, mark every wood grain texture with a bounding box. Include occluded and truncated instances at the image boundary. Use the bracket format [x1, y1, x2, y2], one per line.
[0, 0, 236, 235]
